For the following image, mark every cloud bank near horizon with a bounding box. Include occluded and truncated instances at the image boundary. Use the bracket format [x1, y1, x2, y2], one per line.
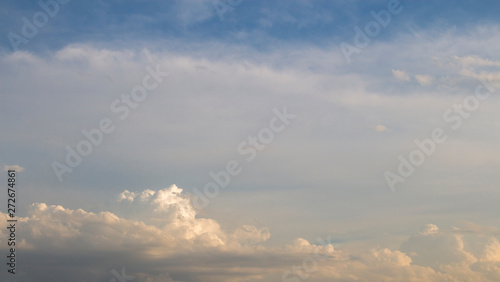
[1, 185, 500, 281]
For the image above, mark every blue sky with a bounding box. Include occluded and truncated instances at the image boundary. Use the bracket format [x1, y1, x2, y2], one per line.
[1, 0, 499, 53]
[1, 0, 500, 281]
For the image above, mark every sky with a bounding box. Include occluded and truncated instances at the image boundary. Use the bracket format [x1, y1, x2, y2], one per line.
[0, 0, 500, 281]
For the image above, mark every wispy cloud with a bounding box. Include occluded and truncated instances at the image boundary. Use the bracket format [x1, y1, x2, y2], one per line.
[392, 69, 411, 81]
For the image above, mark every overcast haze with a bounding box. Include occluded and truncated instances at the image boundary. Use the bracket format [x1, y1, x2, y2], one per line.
[1, 0, 500, 281]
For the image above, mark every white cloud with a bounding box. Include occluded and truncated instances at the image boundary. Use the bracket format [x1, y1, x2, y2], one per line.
[1, 185, 500, 281]
[415, 74, 436, 86]
[453, 55, 500, 67]
[392, 69, 411, 81]
[435, 55, 500, 89]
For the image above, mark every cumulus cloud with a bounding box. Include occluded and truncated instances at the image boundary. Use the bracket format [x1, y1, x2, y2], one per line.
[307, 223, 500, 282]
[401, 224, 500, 281]
[0, 185, 306, 281]
[112, 185, 272, 251]
[1, 185, 500, 281]
[401, 224, 478, 269]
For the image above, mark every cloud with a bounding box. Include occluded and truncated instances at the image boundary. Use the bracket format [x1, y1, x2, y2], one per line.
[3, 164, 25, 172]
[2, 25, 500, 280]
[0, 185, 318, 281]
[233, 225, 271, 245]
[401, 224, 478, 269]
[374, 124, 389, 132]
[392, 69, 411, 81]
[415, 74, 436, 86]
[435, 55, 500, 89]
[420, 223, 439, 234]
[1, 185, 500, 281]
[453, 55, 500, 67]
[400, 223, 500, 281]
[112, 185, 273, 251]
